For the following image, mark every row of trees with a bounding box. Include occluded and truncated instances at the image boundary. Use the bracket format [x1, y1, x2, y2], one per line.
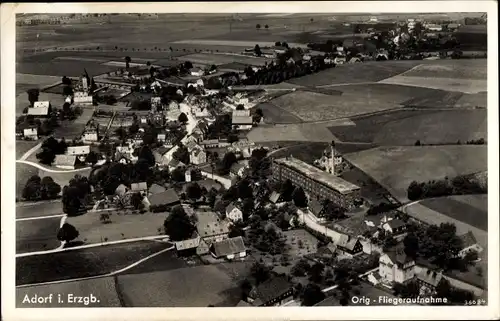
[415, 138, 486, 146]
[62, 174, 92, 216]
[407, 174, 487, 201]
[22, 175, 61, 201]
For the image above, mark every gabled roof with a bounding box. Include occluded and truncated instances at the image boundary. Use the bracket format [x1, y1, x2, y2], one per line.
[196, 211, 229, 237]
[27, 106, 49, 116]
[149, 183, 167, 195]
[148, 189, 180, 207]
[232, 115, 253, 125]
[248, 276, 293, 304]
[34, 101, 50, 109]
[459, 231, 478, 249]
[154, 146, 171, 156]
[386, 249, 414, 267]
[232, 109, 251, 117]
[185, 140, 201, 152]
[168, 158, 185, 168]
[385, 218, 406, 230]
[175, 235, 201, 250]
[131, 182, 148, 191]
[230, 162, 247, 175]
[54, 154, 76, 166]
[66, 145, 90, 155]
[416, 268, 443, 287]
[308, 199, 324, 215]
[211, 236, 246, 257]
[337, 236, 360, 251]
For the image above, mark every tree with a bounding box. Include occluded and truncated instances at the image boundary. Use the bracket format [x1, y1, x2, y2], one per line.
[186, 182, 202, 201]
[27, 88, 40, 107]
[184, 61, 193, 69]
[415, 140, 421, 146]
[291, 258, 311, 277]
[403, 233, 419, 258]
[40, 176, 61, 200]
[63, 86, 74, 97]
[163, 205, 196, 241]
[228, 224, 244, 238]
[125, 56, 131, 69]
[130, 192, 143, 210]
[138, 145, 155, 167]
[100, 212, 111, 224]
[221, 152, 237, 174]
[393, 280, 420, 298]
[280, 179, 295, 201]
[171, 167, 186, 182]
[36, 147, 56, 165]
[173, 145, 190, 165]
[178, 112, 188, 124]
[22, 175, 42, 201]
[256, 24, 261, 29]
[292, 186, 308, 207]
[85, 151, 99, 165]
[62, 76, 72, 86]
[308, 262, 325, 283]
[264, 24, 269, 29]
[250, 262, 271, 285]
[57, 223, 79, 243]
[301, 283, 326, 306]
[254, 44, 262, 57]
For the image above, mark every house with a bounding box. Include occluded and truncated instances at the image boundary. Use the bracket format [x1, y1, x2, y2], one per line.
[82, 128, 98, 142]
[229, 162, 247, 178]
[225, 203, 243, 222]
[458, 231, 483, 258]
[157, 132, 167, 143]
[54, 154, 77, 170]
[364, 212, 396, 228]
[23, 127, 38, 140]
[336, 236, 363, 257]
[130, 132, 144, 146]
[379, 249, 416, 284]
[153, 146, 172, 167]
[196, 211, 229, 244]
[148, 189, 180, 208]
[66, 145, 90, 156]
[200, 139, 221, 148]
[247, 276, 294, 306]
[382, 219, 407, 235]
[175, 234, 202, 257]
[268, 191, 283, 204]
[181, 135, 198, 146]
[27, 106, 49, 117]
[115, 184, 128, 197]
[149, 183, 167, 195]
[415, 267, 443, 295]
[232, 114, 253, 130]
[367, 271, 383, 286]
[131, 182, 148, 193]
[210, 236, 246, 260]
[190, 146, 207, 165]
[167, 158, 186, 171]
[33, 101, 50, 109]
[190, 68, 205, 77]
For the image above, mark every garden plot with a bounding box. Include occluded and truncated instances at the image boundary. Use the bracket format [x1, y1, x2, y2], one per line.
[344, 145, 487, 202]
[283, 229, 319, 257]
[66, 211, 167, 245]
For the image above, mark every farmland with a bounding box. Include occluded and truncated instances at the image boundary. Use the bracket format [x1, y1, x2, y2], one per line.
[257, 101, 303, 124]
[401, 59, 487, 80]
[16, 276, 122, 307]
[66, 211, 168, 245]
[16, 163, 39, 199]
[180, 52, 270, 66]
[380, 75, 487, 94]
[16, 201, 63, 219]
[16, 140, 39, 159]
[287, 61, 420, 87]
[116, 265, 240, 307]
[270, 89, 402, 121]
[16, 217, 62, 254]
[419, 194, 488, 231]
[328, 109, 486, 145]
[16, 240, 173, 285]
[37, 168, 92, 189]
[344, 145, 488, 202]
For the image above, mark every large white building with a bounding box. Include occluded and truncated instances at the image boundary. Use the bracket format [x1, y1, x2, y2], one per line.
[379, 250, 416, 284]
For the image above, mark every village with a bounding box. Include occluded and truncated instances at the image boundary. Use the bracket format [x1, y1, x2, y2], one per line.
[14, 12, 488, 308]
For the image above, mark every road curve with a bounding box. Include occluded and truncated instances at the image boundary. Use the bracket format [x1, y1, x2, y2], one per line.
[16, 160, 91, 173]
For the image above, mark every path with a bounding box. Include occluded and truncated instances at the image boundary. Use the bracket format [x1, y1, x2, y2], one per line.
[16, 160, 91, 173]
[18, 142, 42, 161]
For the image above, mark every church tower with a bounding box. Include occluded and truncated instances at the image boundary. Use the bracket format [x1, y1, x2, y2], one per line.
[330, 140, 343, 176]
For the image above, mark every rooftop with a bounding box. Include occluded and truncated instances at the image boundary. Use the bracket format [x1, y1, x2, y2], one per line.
[274, 157, 360, 194]
[54, 154, 76, 166]
[249, 276, 293, 305]
[196, 211, 229, 237]
[232, 115, 253, 125]
[211, 236, 246, 257]
[148, 189, 180, 207]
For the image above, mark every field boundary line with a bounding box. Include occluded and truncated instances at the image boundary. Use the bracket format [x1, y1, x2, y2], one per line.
[16, 214, 65, 221]
[16, 235, 170, 258]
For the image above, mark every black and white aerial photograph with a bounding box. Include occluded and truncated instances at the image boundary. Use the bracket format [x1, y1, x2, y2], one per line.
[1, 2, 497, 319]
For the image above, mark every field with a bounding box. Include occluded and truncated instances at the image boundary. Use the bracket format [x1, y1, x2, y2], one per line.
[420, 194, 488, 231]
[16, 217, 62, 254]
[287, 61, 420, 87]
[380, 76, 487, 94]
[16, 141, 40, 159]
[115, 250, 191, 276]
[404, 202, 487, 248]
[16, 91, 66, 116]
[66, 211, 167, 245]
[16, 276, 122, 308]
[180, 52, 270, 66]
[327, 109, 486, 145]
[16, 201, 63, 219]
[53, 121, 88, 139]
[116, 265, 240, 307]
[272, 89, 404, 121]
[16, 73, 61, 95]
[400, 59, 487, 80]
[344, 145, 488, 202]
[16, 240, 173, 285]
[257, 101, 303, 124]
